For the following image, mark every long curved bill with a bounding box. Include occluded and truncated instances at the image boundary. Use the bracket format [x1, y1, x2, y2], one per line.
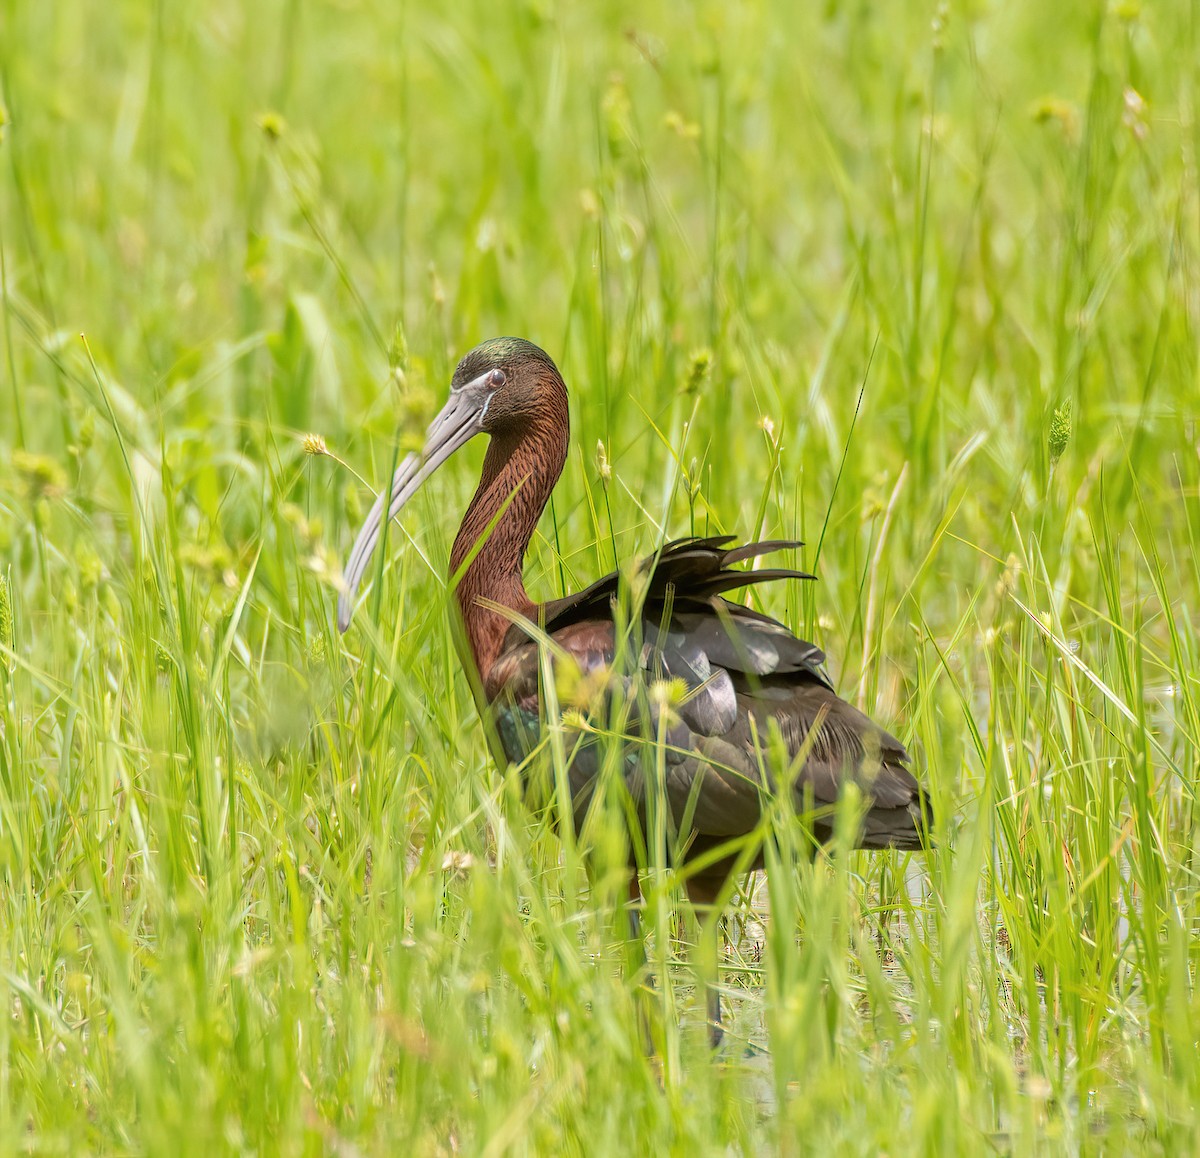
[337, 379, 491, 632]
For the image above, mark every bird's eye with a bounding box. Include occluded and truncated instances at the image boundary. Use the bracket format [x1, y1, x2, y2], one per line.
[488, 369, 507, 389]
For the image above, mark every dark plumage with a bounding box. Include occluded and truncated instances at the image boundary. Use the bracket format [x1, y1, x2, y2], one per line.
[486, 535, 928, 903]
[338, 337, 932, 1044]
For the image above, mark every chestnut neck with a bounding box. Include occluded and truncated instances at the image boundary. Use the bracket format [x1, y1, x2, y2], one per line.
[449, 387, 568, 682]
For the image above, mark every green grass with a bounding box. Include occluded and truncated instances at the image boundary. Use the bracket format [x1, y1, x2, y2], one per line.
[1, 0, 1198, 1152]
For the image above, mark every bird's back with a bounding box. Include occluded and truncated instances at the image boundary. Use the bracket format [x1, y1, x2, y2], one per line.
[484, 537, 931, 884]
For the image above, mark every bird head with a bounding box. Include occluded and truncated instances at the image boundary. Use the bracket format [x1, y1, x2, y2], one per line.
[337, 337, 564, 632]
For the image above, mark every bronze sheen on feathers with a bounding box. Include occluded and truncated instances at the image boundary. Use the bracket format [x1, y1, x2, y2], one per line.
[338, 337, 932, 1044]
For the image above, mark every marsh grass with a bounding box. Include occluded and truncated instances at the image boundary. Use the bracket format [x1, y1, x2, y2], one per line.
[1, 0, 1198, 1152]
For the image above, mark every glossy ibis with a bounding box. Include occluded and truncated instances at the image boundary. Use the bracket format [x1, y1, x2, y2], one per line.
[338, 337, 931, 1045]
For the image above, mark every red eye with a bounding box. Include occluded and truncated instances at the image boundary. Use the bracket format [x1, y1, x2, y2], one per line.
[489, 369, 506, 388]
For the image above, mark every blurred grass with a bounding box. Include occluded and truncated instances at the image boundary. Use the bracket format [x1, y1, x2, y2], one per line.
[1, 0, 1198, 1152]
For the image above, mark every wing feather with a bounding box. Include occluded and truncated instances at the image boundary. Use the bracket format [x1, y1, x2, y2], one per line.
[486, 536, 931, 853]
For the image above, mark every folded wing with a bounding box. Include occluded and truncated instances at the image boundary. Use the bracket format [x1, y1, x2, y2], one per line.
[485, 537, 930, 854]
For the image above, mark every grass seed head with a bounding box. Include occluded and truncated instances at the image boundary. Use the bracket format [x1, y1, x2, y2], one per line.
[664, 110, 700, 140]
[257, 110, 286, 140]
[14, 449, 67, 500]
[1048, 402, 1072, 463]
[0, 574, 13, 652]
[684, 347, 712, 393]
[1030, 95, 1080, 142]
[649, 676, 688, 711]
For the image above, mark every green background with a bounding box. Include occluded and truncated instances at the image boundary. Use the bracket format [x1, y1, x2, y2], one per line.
[0, 0, 1197, 1152]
